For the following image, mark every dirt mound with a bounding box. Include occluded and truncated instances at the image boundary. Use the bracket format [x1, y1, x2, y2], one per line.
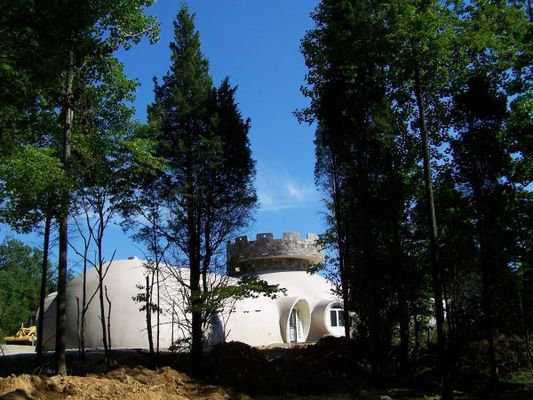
[204, 339, 369, 395]
[0, 367, 230, 400]
[206, 342, 268, 393]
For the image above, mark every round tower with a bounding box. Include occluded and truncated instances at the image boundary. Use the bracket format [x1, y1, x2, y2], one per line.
[227, 232, 324, 276]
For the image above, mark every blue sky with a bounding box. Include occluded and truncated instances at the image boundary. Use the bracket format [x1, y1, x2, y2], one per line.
[1, 0, 326, 270]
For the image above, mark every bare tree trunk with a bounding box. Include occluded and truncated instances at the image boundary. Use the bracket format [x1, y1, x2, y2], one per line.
[357, 131, 381, 380]
[171, 300, 175, 349]
[73, 210, 92, 362]
[148, 214, 161, 366]
[156, 267, 160, 365]
[190, 249, 203, 375]
[146, 275, 154, 355]
[80, 251, 88, 361]
[447, 265, 458, 340]
[76, 297, 80, 354]
[105, 286, 112, 352]
[393, 198, 410, 380]
[94, 200, 111, 367]
[202, 216, 211, 294]
[186, 152, 203, 375]
[56, 49, 74, 376]
[414, 314, 421, 356]
[329, 149, 351, 339]
[518, 277, 533, 370]
[338, 245, 351, 340]
[399, 288, 410, 380]
[37, 215, 51, 361]
[98, 264, 109, 366]
[414, 66, 452, 400]
[479, 223, 498, 391]
[482, 271, 498, 390]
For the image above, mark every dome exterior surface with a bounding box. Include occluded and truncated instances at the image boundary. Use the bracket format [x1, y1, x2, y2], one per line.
[42, 233, 345, 350]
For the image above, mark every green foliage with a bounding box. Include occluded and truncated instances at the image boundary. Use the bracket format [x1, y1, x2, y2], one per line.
[147, 5, 257, 283]
[131, 7, 258, 360]
[1, 1, 159, 373]
[302, 0, 532, 383]
[301, 0, 426, 373]
[0, 0, 161, 230]
[0, 146, 67, 231]
[213, 275, 285, 303]
[0, 239, 54, 336]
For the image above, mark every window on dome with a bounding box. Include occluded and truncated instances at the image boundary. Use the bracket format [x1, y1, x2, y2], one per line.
[330, 305, 345, 327]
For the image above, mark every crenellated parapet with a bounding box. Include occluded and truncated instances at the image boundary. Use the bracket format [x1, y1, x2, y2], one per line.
[227, 232, 324, 276]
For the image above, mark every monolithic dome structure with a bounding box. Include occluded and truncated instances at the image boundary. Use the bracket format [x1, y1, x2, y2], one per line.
[225, 232, 345, 345]
[41, 232, 345, 351]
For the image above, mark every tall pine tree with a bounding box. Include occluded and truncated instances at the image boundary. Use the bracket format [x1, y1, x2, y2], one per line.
[147, 6, 256, 373]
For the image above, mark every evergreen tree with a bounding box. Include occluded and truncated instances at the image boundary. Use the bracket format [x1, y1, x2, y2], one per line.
[147, 6, 257, 373]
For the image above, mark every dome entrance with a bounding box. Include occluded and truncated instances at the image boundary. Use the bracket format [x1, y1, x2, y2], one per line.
[289, 307, 304, 343]
[278, 297, 311, 344]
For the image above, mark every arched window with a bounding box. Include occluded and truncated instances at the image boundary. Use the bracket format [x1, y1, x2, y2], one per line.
[329, 304, 345, 327]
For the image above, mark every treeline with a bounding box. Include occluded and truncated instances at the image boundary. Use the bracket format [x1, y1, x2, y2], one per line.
[0, 239, 56, 339]
[0, 2, 265, 376]
[300, 0, 531, 398]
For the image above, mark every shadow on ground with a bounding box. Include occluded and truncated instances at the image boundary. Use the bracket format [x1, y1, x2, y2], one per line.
[1, 338, 532, 399]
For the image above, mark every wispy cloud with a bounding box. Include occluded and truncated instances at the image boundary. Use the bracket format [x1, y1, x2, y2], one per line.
[287, 182, 306, 202]
[256, 165, 319, 212]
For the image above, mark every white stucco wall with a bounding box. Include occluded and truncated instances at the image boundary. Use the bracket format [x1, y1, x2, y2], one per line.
[42, 258, 344, 350]
[224, 270, 343, 346]
[42, 259, 175, 350]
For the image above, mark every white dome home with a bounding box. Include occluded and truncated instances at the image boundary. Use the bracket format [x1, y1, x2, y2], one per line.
[41, 232, 345, 350]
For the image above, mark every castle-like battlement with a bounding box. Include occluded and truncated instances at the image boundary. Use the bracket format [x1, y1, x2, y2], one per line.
[227, 232, 324, 276]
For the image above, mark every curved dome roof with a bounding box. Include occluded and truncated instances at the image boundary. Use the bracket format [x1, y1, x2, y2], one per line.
[43, 259, 168, 350]
[42, 259, 342, 350]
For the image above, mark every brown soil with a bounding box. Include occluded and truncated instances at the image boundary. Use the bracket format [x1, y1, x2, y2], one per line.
[0, 367, 232, 400]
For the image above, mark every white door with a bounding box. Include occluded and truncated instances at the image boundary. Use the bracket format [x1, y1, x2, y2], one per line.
[289, 308, 298, 343]
[289, 308, 304, 343]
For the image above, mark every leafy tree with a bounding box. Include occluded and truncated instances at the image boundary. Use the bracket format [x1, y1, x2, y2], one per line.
[452, 74, 511, 386]
[118, 129, 168, 364]
[0, 1, 65, 360]
[0, 149, 61, 358]
[385, 1, 463, 396]
[448, 0, 531, 388]
[25, 0, 158, 375]
[67, 57, 140, 366]
[0, 1, 59, 152]
[313, 125, 353, 340]
[2, 0, 158, 373]
[301, 0, 422, 380]
[0, 239, 54, 338]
